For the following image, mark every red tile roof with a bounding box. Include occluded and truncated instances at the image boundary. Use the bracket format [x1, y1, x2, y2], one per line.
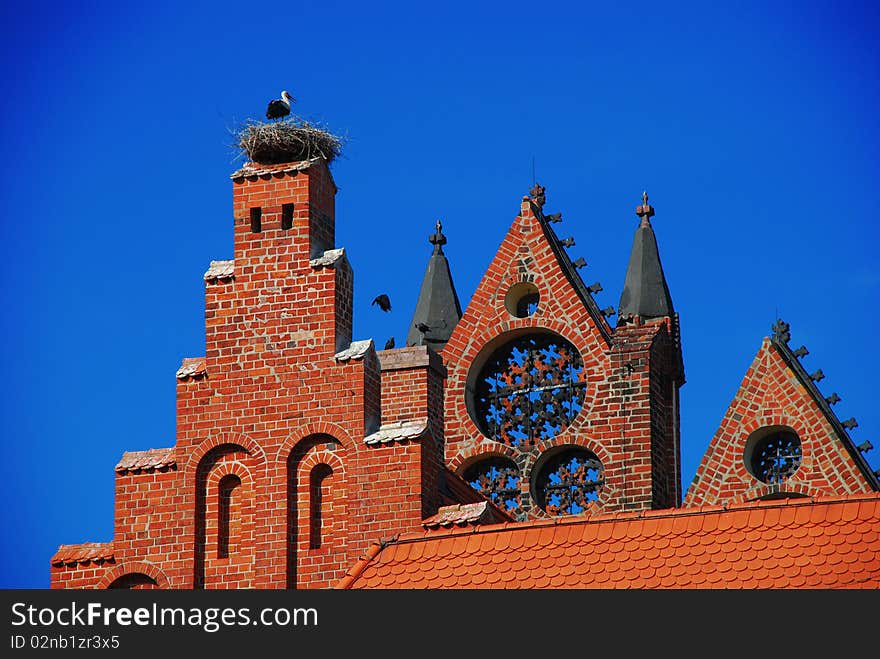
[115, 448, 176, 473]
[338, 493, 880, 589]
[51, 542, 115, 566]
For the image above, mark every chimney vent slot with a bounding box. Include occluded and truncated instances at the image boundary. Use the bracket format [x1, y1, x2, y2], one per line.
[281, 203, 294, 230]
[250, 207, 262, 233]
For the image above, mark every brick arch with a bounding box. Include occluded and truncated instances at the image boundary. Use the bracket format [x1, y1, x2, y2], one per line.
[740, 414, 805, 438]
[275, 421, 355, 463]
[450, 443, 521, 473]
[205, 461, 252, 488]
[98, 562, 170, 590]
[730, 420, 810, 489]
[193, 441, 259, 589]
[184, 432, 267, 481]
[286, 438, 348, 589]
[299, 448, 345, 475]
[733, 480, 817, 504]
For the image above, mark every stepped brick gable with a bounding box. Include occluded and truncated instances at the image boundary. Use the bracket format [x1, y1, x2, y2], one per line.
[50, 154, 879, 590]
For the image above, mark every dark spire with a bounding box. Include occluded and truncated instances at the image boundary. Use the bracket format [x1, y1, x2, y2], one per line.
[617, 192, 675, 320]
[406, 220, 463, 351]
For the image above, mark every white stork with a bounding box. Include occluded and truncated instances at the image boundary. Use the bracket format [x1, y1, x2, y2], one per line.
[266, 90, 295, 120]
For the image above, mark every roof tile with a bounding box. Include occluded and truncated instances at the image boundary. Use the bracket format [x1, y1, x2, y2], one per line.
[421, 501, 492, 528]
[747, 508, 765, 527]
[115, 448, 176, 473]
[51, 542, 114, 566]
[203, 259, 234, 281]
[230, 158, 321, 179]
[309, 248, 346, 268]
[507, 529, 526, 551]
[858, 499, 879, 519]
[334, 339, 373, 363]
[176, 357, 206, 380]
[841, 499, 861, 523]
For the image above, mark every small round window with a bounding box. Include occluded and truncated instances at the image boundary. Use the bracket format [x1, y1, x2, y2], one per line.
[504, 282, 539, 318]
[533, 447, 604, 516]
[462, 457, 522, 514]
[747, 428, 802, 484]
[471, 332, 587, 446]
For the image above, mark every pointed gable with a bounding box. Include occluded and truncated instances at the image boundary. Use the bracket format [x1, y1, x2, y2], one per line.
[686, 320, 879, 506]
[440, 185, 621, 510]
[442, 186, 612, 365]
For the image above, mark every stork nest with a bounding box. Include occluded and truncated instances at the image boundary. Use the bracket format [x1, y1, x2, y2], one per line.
[236, 118, 344, 165]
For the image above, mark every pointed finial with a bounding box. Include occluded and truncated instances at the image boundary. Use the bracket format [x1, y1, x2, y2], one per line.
[529, 183, 546, 209]
[429, 219, 447, 254]
[771, 318, 791, 344]
[636, 190, 655, 221]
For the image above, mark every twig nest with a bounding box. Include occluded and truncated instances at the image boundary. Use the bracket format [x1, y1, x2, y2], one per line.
[237, 118, 344, 165]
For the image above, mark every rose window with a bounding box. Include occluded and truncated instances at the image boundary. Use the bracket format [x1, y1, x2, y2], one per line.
[472, 333, 587, 446]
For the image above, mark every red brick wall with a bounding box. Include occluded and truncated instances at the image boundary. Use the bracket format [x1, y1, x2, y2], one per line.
[113, 466, 186, 584]
[376, 346, 447, 521]
[51, 562, 115, 590]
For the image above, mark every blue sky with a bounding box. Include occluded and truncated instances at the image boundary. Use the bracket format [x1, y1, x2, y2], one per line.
[1, 1, 878, 588]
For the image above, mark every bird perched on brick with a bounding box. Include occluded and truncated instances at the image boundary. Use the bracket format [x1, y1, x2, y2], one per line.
[384, 337, 395, 350]
[372, 294, 391, 312]
[266, 90, 295, 120]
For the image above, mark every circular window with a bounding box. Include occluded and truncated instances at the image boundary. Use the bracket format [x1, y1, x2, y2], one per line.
[533, 447, 604, 516]
[504, 282, 540, 318]
[746, 428, 802, 484]
[462, 457, 522, 514]
[471, 332, 587, 446]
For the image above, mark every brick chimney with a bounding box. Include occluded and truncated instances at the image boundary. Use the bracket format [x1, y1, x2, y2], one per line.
[205, 158, 352, 365]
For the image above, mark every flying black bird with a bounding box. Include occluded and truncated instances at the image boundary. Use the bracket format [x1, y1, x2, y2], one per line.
[415, 322, 431, 334]
[372, 294, 391, 312]
[384, 337, 395, 350]
[266, 90, 295, 120]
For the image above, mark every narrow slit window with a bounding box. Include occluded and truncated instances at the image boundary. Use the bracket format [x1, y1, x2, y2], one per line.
[309, 464, 332, 549]
[281, 203, 294, 230]
[250, 207, 262, 233]
[217, 474, 241, 558]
